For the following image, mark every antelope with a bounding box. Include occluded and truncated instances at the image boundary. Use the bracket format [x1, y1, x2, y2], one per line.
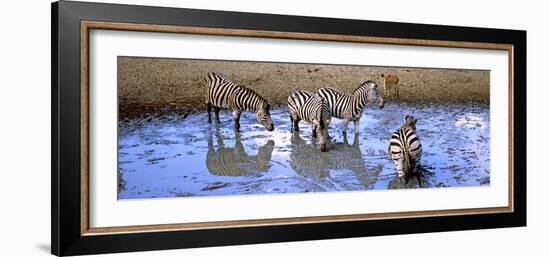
[381, 74, 400, 100]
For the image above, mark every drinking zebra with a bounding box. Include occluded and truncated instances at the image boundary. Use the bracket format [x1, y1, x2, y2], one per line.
[287, 90, 332, 152]
[317, 80, 384, 135]
[388, 115, 422, 186]
[199, 72, 274, 131]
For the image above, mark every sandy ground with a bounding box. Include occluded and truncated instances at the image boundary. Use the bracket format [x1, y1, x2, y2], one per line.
[118, 57, 489, 118]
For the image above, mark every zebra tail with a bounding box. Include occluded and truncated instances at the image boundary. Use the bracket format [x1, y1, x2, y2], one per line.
[403, 150, 411, 181]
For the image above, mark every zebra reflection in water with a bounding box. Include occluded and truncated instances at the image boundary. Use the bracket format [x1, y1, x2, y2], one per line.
[206, 125, 275, 177]
[289, 132, 383, 189]
[289, 131, 330, 178]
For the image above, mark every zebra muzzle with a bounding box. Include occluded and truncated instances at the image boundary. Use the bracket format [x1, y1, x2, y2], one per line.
[320, 143, 327, 152]
[378, 99, 385, 109]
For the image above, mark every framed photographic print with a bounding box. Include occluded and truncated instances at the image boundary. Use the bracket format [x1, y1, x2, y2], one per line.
[51, 1, 526, 256]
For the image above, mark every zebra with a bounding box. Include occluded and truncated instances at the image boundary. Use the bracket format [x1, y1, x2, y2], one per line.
[317, 80, 384, 135]
[388, 115, 422, 186]
[199, 72, 274, 131]
[287, 90, 332, 152]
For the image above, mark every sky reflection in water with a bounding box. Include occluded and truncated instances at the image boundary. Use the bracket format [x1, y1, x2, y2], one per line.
[118, 103, 490, 199]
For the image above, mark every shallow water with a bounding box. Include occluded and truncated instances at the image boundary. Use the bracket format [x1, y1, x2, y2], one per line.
[118, 103, 490, 199]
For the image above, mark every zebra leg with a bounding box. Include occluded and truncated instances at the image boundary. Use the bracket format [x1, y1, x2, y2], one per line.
[342, 119, 350, 134]
[343, 133, 349, 145]
[294, 119, 301, 131]
[290, 113, 300, 132]
[353, 133, 360, 147]
[207, 103, 212, 123]
[311, 124, 317, 138]
[394, 158, 405, 183]
[214, 107, 221, 123]
[353, 119, 360, 135]
[232, 110, 241, 131]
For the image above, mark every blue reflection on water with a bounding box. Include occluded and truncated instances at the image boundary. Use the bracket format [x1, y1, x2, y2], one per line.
[118, 103, 490, 199]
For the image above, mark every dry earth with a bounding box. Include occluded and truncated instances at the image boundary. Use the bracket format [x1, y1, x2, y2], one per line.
[118, 57, 489, 118]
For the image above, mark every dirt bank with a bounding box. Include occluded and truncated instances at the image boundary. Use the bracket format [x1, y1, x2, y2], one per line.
[118, 57, 489, 118]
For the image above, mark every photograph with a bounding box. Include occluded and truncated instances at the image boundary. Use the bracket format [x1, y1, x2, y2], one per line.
[47, 1, 528, 255]
[117, 57, 491, 200]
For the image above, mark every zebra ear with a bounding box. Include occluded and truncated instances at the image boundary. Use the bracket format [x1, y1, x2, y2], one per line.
[414, 118, 418, 125]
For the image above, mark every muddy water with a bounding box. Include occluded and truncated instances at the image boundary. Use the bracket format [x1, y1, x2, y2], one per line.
[118, 103, 490, 199]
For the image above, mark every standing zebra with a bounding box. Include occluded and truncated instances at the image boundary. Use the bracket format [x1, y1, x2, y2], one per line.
[318, 80, 384, 135]
[287, 90, 331, 152]
[199, 72, 274, 131]
[388, 115, 423, 186]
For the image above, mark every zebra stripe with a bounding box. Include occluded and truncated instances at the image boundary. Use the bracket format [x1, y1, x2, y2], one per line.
[199, 72, 274, 131]
[317, 80, 385, 134]
[388, 115, 422, 186]
[287, 90, 331, 152]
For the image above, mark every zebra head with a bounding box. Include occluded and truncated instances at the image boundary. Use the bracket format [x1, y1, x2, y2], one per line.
[368, 81, 385, 109]
[357, 80, 385, 109]
[256, 101, 275, 131]
[404, 115, 418, 131]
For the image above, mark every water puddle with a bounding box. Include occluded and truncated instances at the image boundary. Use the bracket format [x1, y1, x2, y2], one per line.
[118, 103, 490, 199]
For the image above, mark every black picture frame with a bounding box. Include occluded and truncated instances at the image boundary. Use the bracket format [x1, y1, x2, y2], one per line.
[51, 1, 526, 256]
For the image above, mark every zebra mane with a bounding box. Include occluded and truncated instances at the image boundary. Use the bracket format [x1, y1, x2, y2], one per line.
[244, 86, 270, 107]
[212, 72, 230, 81]
[353, 80, 376, 94]
[322, 87, 345, 96]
